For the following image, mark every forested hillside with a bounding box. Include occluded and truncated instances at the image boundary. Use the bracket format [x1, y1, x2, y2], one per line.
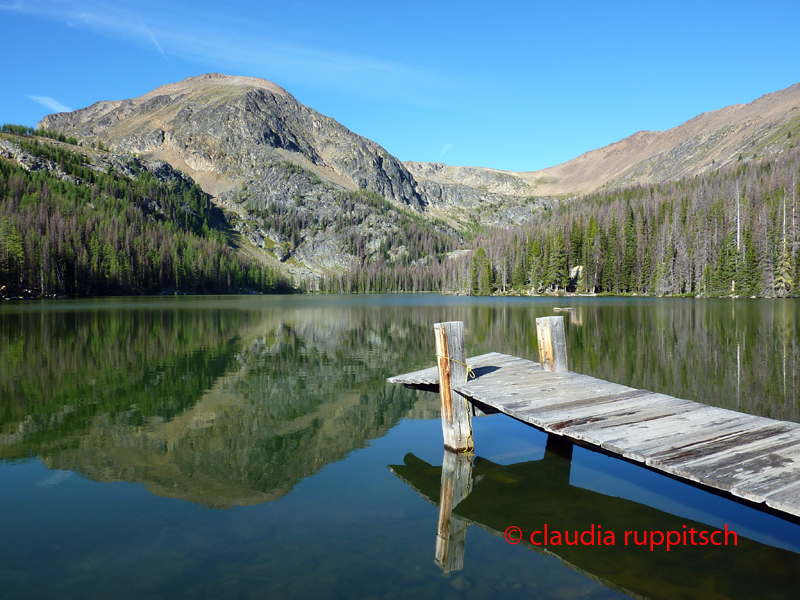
[0, 131, 291, 297]
[455, 148, 800, 297]
[3, 125, 799, 299]
[329, 148, 800, 298]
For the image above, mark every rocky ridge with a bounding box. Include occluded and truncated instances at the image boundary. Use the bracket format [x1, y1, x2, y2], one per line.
[39, 73, 426, 209]
[412, 82, 800, 197]
[0, 136, 193, 188]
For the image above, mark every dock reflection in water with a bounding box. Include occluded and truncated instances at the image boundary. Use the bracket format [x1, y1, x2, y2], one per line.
[390, 434, 800, 600]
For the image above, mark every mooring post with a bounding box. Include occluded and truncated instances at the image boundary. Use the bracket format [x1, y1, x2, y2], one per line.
[435, 450, 472, 573]
[536, 316, 568, 373]
[434, 321, 474, 453]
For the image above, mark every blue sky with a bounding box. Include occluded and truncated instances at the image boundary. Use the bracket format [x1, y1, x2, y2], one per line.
[2, 0, 799, 172]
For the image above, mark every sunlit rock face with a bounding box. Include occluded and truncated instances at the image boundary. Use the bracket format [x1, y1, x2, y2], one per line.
[39, 73, 426, 210]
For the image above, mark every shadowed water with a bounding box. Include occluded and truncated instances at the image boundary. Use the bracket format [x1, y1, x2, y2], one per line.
[0, 295, 798, 599]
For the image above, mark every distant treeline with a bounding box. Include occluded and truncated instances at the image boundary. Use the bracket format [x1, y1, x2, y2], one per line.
[1, 123, 79, 146]
[6, 123, 799, 298]
[0, 136, 291, 297]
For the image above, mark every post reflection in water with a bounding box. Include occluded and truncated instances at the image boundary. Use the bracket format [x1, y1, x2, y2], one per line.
[435, 451, 473, 572]
[390, 433, 800, 600]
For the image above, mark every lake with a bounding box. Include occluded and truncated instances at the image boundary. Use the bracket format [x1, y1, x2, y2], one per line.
[1, 294, 799, 599]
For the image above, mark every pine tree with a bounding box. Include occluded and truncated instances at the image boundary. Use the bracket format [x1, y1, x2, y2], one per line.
[470, 247, 492, 295]
[583, 216, 601, 293]
[548, 232, 568, 291]
[743, 227, 760, 296]
[775, 191, 793, 296]
[569, 219, 583, 266]
[622, 205, 637, 291]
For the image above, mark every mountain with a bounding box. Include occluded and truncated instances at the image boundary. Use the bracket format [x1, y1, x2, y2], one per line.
[38, 74, 552, 281]
[408, 82, 800, 197]
[34, 75, 800, 285]
[44, 74, 424, 206]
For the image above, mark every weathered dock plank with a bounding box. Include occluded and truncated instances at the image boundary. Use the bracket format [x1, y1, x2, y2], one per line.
[765, 480, 800, 514]
[387, 352, 503, 386]
[389, 351, 800, 518]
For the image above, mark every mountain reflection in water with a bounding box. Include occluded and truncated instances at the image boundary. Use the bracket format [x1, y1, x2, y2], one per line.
[0, 299, 439, 506]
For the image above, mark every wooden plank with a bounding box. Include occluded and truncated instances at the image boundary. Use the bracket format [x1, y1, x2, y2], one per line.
[674, 427, 800, 470]
[646, 424, 800, 492]
[460, 372, 594, 400]
[552, 401, 705, 446]
[473, 354, 523, 369]
[730, 444, 800, 503]
[510, 381, 639, 411]
[523, 390, 657, 420]
[649, 422, 797, 467]
[765, 481, 800, 517]
[656, 429, 800, 496]
[387, 365, 440, 385]
[388, 352, 525, 386]
[557, 404, 711, 459]
[549, 396, 700, 433]
[481, 382, 648, 414]
[599, 409, 760, 459]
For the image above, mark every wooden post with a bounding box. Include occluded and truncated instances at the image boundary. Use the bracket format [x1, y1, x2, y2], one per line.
[435, 450, 472, 573]
[434, 322, 474, 453]
[536, 315, 568, 373]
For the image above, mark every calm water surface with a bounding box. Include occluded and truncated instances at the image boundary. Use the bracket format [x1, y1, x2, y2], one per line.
[1, 295, 799, 599]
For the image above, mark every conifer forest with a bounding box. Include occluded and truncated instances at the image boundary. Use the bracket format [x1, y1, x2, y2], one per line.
[0, 134, 291, 297]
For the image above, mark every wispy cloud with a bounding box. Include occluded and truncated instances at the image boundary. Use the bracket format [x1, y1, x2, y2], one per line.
[439, 143, 453, 159]
[28, 95, 71, 112]
[1, 1, 438, 100]
[146, 28, 166, 59]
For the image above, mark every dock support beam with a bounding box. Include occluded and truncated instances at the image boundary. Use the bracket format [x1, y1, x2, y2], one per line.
[536, 316, 568, 373]
[434, 322, 474, 453]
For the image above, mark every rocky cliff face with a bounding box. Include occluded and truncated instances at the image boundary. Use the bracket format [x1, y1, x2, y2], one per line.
[0, 136, 193, 188]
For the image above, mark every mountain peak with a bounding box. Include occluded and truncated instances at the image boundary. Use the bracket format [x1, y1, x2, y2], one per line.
[141, 73, 291, 101]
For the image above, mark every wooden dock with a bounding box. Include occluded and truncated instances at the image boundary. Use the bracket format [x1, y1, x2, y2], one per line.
[388, 320, 800, 520]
